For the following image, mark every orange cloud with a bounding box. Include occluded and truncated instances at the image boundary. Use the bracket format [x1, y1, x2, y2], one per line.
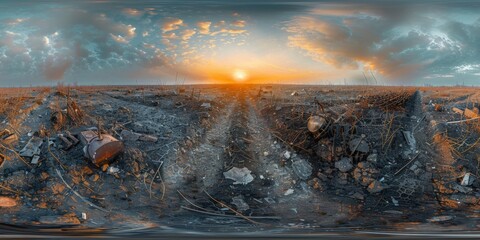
[162, 18, 184, 32]
[197, 21, 211, 34]
[231, 20, 246, 28]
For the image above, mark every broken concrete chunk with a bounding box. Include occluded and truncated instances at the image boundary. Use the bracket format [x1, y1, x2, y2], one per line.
[231, 196, 249, 211]
[19, 137, 43, 157]
[402, 131, 416, 152]
[31, 155, 40, 164]
[223, 167, 254, 185]
[461, 173, 474, 186]
[292, 158, 313, 180]
[349, 136, 369, 153]
[335, 157, 353, 173]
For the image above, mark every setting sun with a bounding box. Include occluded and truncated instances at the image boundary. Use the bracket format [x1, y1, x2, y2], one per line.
[233, 69, 248, 82]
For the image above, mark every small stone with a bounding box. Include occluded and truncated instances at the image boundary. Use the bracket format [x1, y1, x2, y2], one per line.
[284, 189, 294, 196]
[263, 151, 269, 156]
[107, 166, 120, 175]
[335, 157, 353, 173]
[201, 102, 211, 108]
[223, 167, 254, 185]
[283, 151, 291, 160]
[366, 153, 378, 163]
[231, 196, 249, 211]
[461, 173, 474, 186]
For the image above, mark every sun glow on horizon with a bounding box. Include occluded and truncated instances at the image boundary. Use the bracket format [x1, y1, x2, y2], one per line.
[233, 69, 248, 82]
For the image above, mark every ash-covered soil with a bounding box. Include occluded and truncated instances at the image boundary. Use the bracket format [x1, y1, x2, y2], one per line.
[1, 85, 480, 235]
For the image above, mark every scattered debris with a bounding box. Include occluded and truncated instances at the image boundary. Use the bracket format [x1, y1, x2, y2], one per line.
[367, 180, 385, 193]
[223, 167, 254, 185]
[428, 215, 453, 223]
[461, 173, 474, 186]
[38, 213, 80, 226]
[19, 136, 43, 157]
[292, 158, 313, 180]
[283, 150, 291, 160]
[335, 157, 353, 173]
[231, 196, 250, 211]
[349, 135, 369, 153]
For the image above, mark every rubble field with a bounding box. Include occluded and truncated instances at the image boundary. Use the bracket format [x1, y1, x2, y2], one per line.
[1, 85, 480, 234]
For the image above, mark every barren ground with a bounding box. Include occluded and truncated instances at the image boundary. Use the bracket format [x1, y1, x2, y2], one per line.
[1, 84, 480, 235]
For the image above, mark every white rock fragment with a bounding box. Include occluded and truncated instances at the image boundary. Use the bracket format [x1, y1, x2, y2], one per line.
[461, 173, 474, 186]
[283, 151, 291, 160]
[223, 167, 254, 185]
[284, 188, 294, 196]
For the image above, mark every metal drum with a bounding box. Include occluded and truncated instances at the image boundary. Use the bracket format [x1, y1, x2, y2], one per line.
[84, 134, 124, 167]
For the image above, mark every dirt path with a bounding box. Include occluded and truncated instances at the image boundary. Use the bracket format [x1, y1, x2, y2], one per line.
[162, 88, 353, 230]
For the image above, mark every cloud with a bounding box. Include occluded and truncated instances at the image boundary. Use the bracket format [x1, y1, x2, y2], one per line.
[162, 18, 185, 32]
[181, 29, 196, 41]
[231, 20, 246, 28]
[285, 7, 480, 81]
[211, 28, 247, 36]
[122, 8, 143, 17]
[197, 21, 211, 34]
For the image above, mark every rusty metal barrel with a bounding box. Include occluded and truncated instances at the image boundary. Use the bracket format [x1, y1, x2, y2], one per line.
[81, 131, 124, 166]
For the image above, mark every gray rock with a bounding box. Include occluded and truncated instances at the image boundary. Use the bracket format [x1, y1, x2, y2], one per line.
[292, 159, 313, 180]
[461, 173, 475, 186]
[349, 137, 369, 153]
[19, 137, 43, 157]
[335, 157, 353, 173]
[223, 167, 254, 185]
[231, 196, 249, 211]
[366, 153, 378, 163]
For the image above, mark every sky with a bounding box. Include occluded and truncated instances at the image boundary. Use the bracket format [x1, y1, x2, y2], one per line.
[1, 0, 480, 86]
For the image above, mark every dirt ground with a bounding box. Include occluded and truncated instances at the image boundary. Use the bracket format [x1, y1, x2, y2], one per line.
[1, 84, 480, 234]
